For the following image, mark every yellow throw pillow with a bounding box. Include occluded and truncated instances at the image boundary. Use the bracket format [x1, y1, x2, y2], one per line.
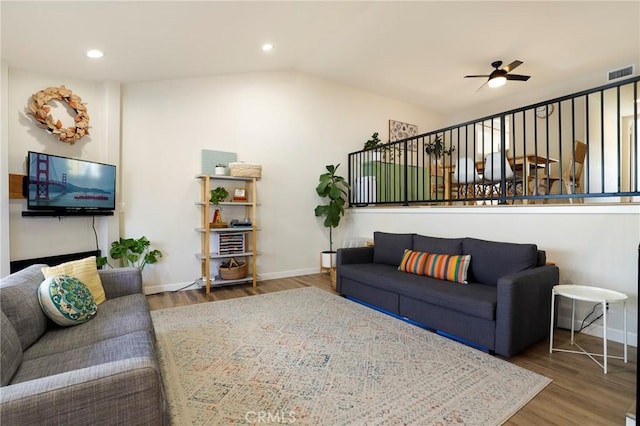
[41, 256, 106, 304]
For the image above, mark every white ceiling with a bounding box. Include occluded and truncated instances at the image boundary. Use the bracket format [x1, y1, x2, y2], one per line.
[2, 1, 639, 115]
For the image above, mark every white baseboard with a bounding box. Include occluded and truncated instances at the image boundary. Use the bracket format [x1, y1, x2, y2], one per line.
[556, 315, 637, 347]
[143, 267, 320, 295]
[258, 267, 319, 281]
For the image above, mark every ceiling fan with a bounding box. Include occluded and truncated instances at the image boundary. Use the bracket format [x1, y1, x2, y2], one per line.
[465, 60, 530, 91]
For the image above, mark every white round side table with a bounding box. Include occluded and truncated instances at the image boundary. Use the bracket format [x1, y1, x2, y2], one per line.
[549, 284, 628, 374]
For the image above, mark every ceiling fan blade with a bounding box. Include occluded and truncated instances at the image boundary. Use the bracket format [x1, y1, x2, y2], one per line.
[464, 74, 490, 78]
[475, 80, 489, 92]
[502, 60, 523, 73]
[506, 74, 530, 81]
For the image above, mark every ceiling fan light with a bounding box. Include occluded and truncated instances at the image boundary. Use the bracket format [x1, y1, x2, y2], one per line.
[86, 49, 104, 59]
[488, 76, 506, 88]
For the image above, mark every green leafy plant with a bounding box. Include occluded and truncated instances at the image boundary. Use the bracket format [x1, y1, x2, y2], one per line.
[314, 164, 350, 252]
[425, 134, 455, 159]
[362, 131, 401, 161]
[96, 236, 163, 271]
[363, 132, 382, 150]
[209, 186, 229, 204]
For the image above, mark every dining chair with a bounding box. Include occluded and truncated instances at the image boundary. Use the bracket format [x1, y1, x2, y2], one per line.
[451, 157, 484, 204]
[483, 152, 523, 199]
[537, 140, 587, 203]
[429, 161, 448, 201]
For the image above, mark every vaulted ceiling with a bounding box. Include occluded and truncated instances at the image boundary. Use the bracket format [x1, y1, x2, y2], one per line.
[2, 1, 638, 114]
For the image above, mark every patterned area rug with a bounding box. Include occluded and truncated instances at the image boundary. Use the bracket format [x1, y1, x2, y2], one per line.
[151, 287, 550, 425]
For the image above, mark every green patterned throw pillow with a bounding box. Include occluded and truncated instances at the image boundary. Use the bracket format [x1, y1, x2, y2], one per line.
[38, 275, 97, 326]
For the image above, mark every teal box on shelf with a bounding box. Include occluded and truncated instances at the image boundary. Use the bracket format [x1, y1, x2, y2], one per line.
[201, 149, 237, 175]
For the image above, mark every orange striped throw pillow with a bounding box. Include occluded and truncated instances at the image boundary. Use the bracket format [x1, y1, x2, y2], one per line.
[398, 249, 471, 284]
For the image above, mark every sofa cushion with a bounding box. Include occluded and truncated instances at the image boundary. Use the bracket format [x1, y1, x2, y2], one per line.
[42, 256, 106, 304]
[1, 312, 23, 386]
[38, 275, 97, 326]
[398, 279, 497, 322]
[10, 330, 155, 385]
[0, 264, 49, 351]
[463, 237, 538, 286]
[339, 263, 496, 320]
[373, 232, 414, 266]
[23, 293, 153, 360]
[399, 250, 471, 284]
[537, 250, 547, 266]
[413, 235, 463, 255]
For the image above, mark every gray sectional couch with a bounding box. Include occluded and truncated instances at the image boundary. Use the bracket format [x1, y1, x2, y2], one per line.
[336, 232, 560, 357]
[0, 264, 166, 425]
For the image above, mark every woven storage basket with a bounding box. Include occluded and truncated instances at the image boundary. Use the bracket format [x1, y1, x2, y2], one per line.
[229, 162, 262, 178]
[218, 258, 248, 280]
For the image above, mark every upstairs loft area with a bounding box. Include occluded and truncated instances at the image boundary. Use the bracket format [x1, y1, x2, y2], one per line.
[348, 76, 640, 206]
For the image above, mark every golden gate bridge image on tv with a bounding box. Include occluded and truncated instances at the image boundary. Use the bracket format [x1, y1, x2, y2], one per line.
[28, 152, 115, 210]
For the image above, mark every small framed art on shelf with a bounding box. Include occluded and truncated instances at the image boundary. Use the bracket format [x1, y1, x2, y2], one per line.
[233, 188, 247, 201]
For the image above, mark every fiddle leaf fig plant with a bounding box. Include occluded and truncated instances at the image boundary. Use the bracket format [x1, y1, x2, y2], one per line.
[314, 164, 350, 252]
[96, 236, 163, 271]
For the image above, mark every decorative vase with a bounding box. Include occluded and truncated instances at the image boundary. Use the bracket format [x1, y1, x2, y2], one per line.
[210, 208, 227, 228]
[214, 166, 226, 176]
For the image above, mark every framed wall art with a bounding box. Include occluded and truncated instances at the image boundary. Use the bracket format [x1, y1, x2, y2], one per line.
[389, 120, 418, 144]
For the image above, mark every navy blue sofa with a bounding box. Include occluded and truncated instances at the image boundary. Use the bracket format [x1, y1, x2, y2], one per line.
[336, 232, 559, 357]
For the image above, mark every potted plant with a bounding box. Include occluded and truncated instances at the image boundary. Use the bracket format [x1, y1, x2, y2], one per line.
[209, 186, 229, 227]
[209, 186, 229, 204]
[96, 236, 163, 271]
[314, 164, 350, 269]
[425, 134, 455, 162]
[425, 134, 455, 200]
[363, 132, 382, 151]
[362, 131, 401, 162]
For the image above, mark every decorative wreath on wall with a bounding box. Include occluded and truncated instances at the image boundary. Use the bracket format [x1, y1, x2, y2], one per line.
[27, 85, 90, 144]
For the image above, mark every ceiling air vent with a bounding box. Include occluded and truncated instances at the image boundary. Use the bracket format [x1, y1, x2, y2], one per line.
[607, 65, 635, 82]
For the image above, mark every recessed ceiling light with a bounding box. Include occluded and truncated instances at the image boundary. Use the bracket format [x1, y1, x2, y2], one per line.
[261, 43, 274, 52]
[86, 49, 104, 59]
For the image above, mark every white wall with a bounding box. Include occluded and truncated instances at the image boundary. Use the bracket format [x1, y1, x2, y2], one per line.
[344, 204, 640, 346]
[121, 71, 443, 291]
[5, 68, 120, 265]
[1, 61, 9, 275]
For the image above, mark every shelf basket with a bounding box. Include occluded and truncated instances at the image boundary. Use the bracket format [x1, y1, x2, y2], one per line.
[218, 257, 248, 280]
[229, 162, 262, 178]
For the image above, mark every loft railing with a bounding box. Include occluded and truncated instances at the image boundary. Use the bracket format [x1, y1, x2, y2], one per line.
[348, 76, 640, 206]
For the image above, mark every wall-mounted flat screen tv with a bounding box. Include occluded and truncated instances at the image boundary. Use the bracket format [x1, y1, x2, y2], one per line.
[27, 151, 116, 212]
